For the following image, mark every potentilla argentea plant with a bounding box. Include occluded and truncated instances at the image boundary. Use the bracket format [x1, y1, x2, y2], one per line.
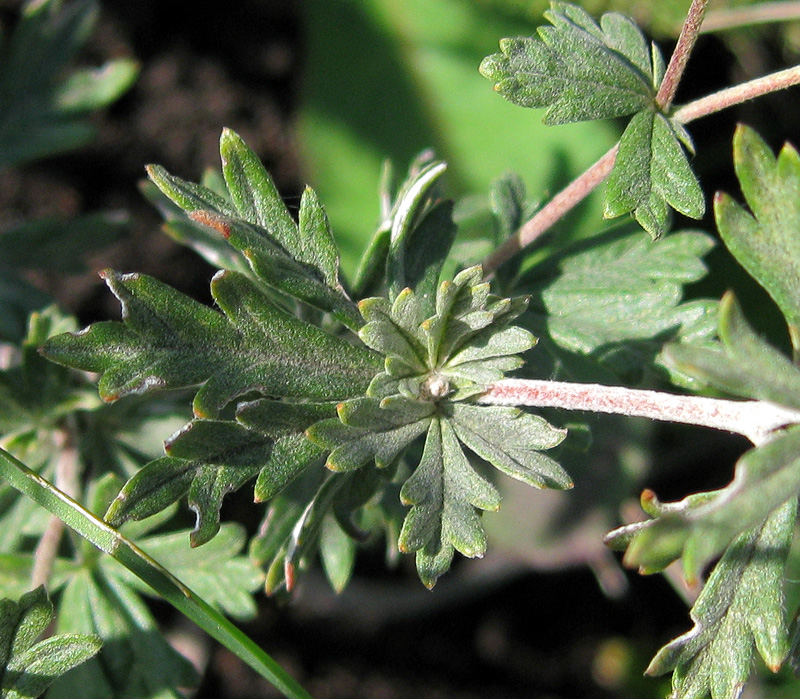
[3, 1, 800, 698]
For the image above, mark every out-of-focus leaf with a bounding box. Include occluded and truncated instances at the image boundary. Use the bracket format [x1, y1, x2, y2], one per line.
[48, 570, 197, 699]
[300, 0, 617, 276]
[521, 226, 717, 387]
[0, 586, 101, 699]
[108, 524, 263, 620]
[715, 124, 800, 348]
[0, 0, 138, 168]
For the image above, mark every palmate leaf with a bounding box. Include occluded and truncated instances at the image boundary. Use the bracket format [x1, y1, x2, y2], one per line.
[106, 400, 336, 547]
[645, 499, 796, 699]
[522, 226, 716, 386]
[49, 570, 197, 699]
[715, 125, 800, 345]
[308, 267, 568, 587]
[147, 129, 361, 329]
[42, 270, 381, 419]
[480, 2, 703, 238]
[0, 586, 101, 699]
[479, 2, 659, 125]
[106, 524, 263, 620]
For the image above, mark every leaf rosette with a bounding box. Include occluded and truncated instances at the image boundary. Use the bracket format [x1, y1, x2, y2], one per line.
[308, 265, 570, 587]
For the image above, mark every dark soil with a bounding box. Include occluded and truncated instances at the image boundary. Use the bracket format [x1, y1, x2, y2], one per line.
[2, 1, 797, 697]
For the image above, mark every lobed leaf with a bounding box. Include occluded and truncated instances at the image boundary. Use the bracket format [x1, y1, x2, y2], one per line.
[646, 499, 796, 699]
[0, 0, 138, 168]
[605, 111, 704, 238]
[715, 124, 800, 344]
[448, 403, 570, 489]
[665, 293, 800, 411]
[42, 270, 381, 418]
[606, 427, 800, 584]
[0, 586, 101, 699]
[149, 130, 360, 329]
[479, 2, 657, 125]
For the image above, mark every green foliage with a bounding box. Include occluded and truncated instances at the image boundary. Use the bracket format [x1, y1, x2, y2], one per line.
[521, 225, 716, 386]
[646, 499, 797, 699]
[481, 1, 703, 238]
[0, 586, 101, 698]
[0, 0, 138, 169]
[715, 124, 800, 352]
[3, 1, 800, 698]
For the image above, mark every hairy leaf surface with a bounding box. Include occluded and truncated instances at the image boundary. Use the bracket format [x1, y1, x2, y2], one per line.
[646, 500, 796, 699]
[43, 270, 381, 418]
[479, 3, 657, 124]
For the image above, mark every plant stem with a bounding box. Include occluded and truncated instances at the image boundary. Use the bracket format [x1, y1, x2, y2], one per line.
[700, 1, 800, 33]
[482, 62, 800, 275]
[30, 429, 80, 588]
[482, 145, 618, 274]
[656, 0, 710, 111]
[479, 379, 800, 446]
[673, 64, 800, 123]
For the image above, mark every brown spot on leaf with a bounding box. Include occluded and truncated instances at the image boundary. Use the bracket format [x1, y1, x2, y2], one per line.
[189, 210, 232, 238]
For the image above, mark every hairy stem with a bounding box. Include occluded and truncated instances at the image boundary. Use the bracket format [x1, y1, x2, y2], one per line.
[656, 0, 710, 111]
[674, 64, 800, 123]
[482, 145, 618, 274]
[700, 1, 800, 33]
[482, 63, 800, 275]
[479, 379, 800, 446]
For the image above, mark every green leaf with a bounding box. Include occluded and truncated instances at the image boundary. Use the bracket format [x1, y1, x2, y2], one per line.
[0, 586, 101, 699]
[0, 448, 312, 698]
[236, 399, 334, 503]
[646, 499, 796, 699]
[0, 0, 138, 168]
[386, 161, 453, 305]
[715, 124, 800, 345]
[49, 570, 197, 699]
[479, 3, 658, 124]
[448, 403, 570, 489]
[398, 417, 500, 587]
[607, 427, 800, 584]
[106, 418, 273, 546]
[109, 524, 263, 620]
[307, 397, 433, 472]
[319, 514, 357, 593]
[42, 270, 381, 418]
[149, 131, 361, 329]
[665, 293, 800, 411]
[540, 227, 715, 349]
[604, 110, 704, 238]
